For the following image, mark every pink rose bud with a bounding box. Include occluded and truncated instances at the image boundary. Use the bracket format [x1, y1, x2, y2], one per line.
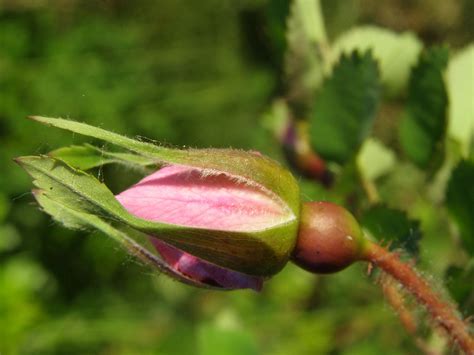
[116, 161, 300, 291]
[17, 117, 301, 291]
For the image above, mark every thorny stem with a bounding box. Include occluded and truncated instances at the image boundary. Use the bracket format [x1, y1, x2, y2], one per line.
[358, 172, 429, 349]
[380, 273, 441, 355]
[380, 273, 417, 334]
[363, 242, 474, 354]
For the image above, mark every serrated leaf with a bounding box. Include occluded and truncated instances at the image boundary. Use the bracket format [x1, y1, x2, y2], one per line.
[361, 205, 421, 257]
[446, 160, 474, 256]
[357, 138, 396, 181]
[445, 264, 474, 314]
[447, 45, 474, 157]
[33, 190, 212, 288]
[310, 51, 380, 164]
[399, 47, 449, 170]
[15, 155, 293, 276]
[50, 144, 157, 170]
[285, 0, 327, 112]
[330, 26, 422, 96]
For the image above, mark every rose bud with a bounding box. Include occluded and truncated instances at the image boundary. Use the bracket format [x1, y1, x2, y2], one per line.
[16, 117, 303, 291]
[110, 147, 302, 291]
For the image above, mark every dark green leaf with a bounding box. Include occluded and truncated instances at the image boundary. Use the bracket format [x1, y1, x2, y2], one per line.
[361, 205, 422, 257]
[446, 160, 474, 256]
[310, 51, 380, 163]
[399, 47, 449, 170]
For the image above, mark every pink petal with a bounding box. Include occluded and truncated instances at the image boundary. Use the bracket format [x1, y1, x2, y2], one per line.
[116, 165, 293, 232]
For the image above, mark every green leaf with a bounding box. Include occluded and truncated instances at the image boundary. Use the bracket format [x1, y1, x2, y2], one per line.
[447, 45, 474, 157]
[330, 26, 422, 96]
[445, 264, 474, 314]
[399, 47, 449, 170]
[49, 144, 157, 170]
[446, 160, 474, 256]
[361, 205, 422, 257]
[285, 0, 327, 113]
[310, 51, 380, 164]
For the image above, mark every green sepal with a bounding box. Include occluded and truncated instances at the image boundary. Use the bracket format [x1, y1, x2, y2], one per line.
[32, 190, 220, 289]
[15, 155, 299, 276]
[49, 144, 157, 170]
[29, 116, 300, 216]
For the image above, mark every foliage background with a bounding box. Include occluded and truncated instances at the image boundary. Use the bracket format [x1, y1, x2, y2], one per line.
[0, 1, 473, 354]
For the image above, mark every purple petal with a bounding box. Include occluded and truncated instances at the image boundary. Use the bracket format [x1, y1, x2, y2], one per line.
[150, 237, 263, 291]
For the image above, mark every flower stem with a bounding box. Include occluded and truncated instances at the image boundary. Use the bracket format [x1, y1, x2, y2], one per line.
[362, 242, 474, 354]
[380, 273, 417, 334]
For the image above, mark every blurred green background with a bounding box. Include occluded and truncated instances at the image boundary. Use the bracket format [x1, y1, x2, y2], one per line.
[1, 1, 472, 354]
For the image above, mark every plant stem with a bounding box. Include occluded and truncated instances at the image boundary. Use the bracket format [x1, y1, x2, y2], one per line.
[357, 169, 430, 348]
[380, 273, 417, 334]
[362, 242, 474, 354]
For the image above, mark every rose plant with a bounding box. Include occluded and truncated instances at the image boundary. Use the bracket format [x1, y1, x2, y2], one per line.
[16, 116, 474, 353]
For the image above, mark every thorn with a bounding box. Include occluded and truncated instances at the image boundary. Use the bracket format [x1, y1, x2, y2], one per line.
[367, 262, 373, 276]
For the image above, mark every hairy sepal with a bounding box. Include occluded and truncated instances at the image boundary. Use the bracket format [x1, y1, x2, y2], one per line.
[15, 155, 299, 276]
[29, 116, 300, 216]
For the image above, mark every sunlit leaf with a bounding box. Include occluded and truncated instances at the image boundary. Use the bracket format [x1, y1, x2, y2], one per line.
[330, 26, 422, 96]
[447, 45, 474, 157]
[357, 138, 396, 181]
